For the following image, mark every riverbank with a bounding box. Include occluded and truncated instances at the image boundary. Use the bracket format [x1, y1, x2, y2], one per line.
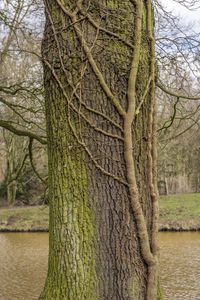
[0, 193, 200, 231]
[159, 193, 200, 231]
[0, 205, 49, 232]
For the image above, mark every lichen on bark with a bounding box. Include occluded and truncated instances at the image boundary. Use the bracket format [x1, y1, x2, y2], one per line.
[39, 83, 98, 299]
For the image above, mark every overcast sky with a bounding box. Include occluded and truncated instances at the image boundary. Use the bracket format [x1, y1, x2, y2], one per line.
[161, 0, 200, 26]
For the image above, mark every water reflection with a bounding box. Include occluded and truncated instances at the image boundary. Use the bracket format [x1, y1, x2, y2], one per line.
[0, 232, 200, 299]
[0, 233, 48, 300]
[159, 232, 200, 300]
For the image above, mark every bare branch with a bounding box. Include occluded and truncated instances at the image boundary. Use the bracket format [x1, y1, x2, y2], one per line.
[157, 82, 200, 100]
[0, 119, 47, 144]
[28, 137, 47, 185]
[55, 0, 126, 118]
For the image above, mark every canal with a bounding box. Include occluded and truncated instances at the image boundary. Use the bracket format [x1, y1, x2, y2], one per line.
[0, 232, 200, 299]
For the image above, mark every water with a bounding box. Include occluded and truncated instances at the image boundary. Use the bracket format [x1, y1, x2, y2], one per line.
[0, 233, 48, 300]
[159, 232, 200, 300]
[0, 232, 200, 299]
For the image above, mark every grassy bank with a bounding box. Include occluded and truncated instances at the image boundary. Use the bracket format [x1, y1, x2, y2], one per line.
[0, 193, 200, 231]
[0, 205, 49, 232]
[159, 193, 200, 231]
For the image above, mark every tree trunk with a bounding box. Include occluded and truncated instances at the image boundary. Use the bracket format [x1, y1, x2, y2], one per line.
[6, 158, 17, 207]
[7, 181, 17, 207]
[40, 1, 162, 299]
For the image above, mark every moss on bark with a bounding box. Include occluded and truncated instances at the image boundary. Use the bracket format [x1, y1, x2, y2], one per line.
[41, 0, 162, 299]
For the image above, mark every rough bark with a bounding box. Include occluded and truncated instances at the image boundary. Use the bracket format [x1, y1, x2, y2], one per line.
[40, 1, 161, 299]
[7, 181, 17, 207]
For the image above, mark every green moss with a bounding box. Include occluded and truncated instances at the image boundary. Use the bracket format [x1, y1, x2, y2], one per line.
[127, 275, 140, 299]
[60, 31, 68, 40]
[107, 1, 118, 9]
[157, 277, 164, 300]
[40, 67, 98, 298]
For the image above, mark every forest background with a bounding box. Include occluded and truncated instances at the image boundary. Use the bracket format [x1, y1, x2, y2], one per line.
[0, 0, 200, 207]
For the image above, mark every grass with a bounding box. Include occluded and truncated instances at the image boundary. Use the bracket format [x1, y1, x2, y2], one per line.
[0, 205, 49, 231]
[159, 193, 200, 230]
[0, 193, 200, 231]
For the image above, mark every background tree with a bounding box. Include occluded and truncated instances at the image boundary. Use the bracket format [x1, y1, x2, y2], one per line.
[0, 0, 47, 206]
[1, 129, 28, 206]
[157, 87, 200, 194]
[154, 0, 200, 195]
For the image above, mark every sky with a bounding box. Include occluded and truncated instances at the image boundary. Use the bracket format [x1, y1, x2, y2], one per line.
[161, 0, 200, 28]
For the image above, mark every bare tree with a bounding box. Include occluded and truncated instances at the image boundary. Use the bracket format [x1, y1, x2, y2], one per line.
[0, 0, 47, 206]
